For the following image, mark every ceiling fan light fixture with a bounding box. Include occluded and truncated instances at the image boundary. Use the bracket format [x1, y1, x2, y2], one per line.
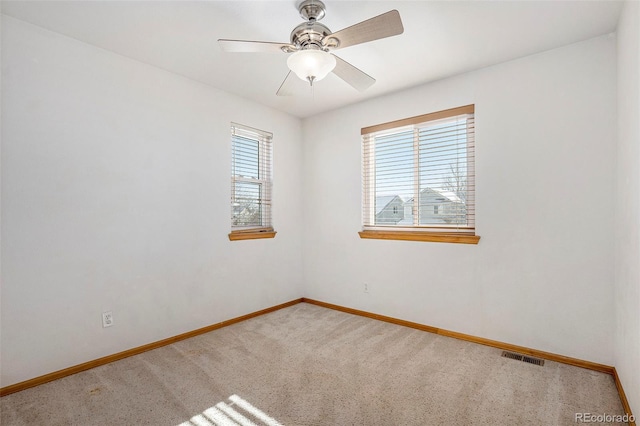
[219, 2, 404, 95]
[287, 50, 336, 85]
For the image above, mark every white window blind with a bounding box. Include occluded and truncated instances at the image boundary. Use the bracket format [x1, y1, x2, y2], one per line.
[362, 105, 475, 233]
[231, 123, 272, 230]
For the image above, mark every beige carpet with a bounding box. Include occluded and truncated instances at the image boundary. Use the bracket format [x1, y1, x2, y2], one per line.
[0, 303, 626, 425]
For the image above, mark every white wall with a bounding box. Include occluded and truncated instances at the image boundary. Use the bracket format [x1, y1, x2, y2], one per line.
[0, 16, 303, 387]
[615, 0, 640, 415]
[302, 35, 617, 365]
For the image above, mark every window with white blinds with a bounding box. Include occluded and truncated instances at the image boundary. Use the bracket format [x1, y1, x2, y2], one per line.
[231, 123, 272, 231]
[362, 105, 475, 235]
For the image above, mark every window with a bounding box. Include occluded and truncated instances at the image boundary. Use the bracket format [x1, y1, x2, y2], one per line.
[229, 123, 275, 241]
[360, 105, 479, 244]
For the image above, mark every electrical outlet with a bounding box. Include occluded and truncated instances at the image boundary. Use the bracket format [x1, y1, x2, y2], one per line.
[364, 283, 369, 293]
[102, 311, 114, 328]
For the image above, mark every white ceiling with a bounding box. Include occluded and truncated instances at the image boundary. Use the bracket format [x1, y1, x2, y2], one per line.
[1, 1, 624, 118]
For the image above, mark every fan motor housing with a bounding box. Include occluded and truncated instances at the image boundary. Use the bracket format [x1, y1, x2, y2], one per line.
[290, 21, 333, 50]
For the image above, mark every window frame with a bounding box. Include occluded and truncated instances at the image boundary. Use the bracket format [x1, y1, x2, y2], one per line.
[359, 105, 479, 244]
[229, 123, 276, 241]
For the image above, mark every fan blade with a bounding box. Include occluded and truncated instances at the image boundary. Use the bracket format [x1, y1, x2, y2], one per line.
[323, 10, 403, 50]
[276, 71, 297, 96]
[218, 39, 295, 53]
[331, 54, 375, 92]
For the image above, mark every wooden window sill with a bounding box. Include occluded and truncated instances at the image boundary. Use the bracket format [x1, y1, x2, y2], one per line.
[228, 230, 277, 241]
[358, 230, 480, 244]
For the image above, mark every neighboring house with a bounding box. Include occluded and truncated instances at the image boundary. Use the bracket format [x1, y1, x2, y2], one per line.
[375, 195, 404, 224]
[400, 188, 466, 225]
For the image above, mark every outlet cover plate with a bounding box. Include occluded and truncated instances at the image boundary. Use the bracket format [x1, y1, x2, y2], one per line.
[102, 311, 113, 328]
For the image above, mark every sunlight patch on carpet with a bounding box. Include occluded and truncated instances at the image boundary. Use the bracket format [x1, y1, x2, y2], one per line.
[178, 394, 283, 426]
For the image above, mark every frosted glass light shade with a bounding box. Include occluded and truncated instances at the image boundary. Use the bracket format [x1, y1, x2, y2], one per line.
[287, 50, 336, 83]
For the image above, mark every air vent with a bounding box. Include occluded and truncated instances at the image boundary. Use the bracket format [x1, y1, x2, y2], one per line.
[501, 351, 523, 361]
[522, 355, 545, 366]
[501, 351, 545, 366]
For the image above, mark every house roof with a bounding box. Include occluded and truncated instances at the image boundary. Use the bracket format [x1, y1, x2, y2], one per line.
[403, 188, 462, 204]
[421, 188, 462, 203]
[375, 195, 402, 215]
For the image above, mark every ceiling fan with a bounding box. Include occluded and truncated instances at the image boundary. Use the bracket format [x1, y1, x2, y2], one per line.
[218, 0, 404, 96]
